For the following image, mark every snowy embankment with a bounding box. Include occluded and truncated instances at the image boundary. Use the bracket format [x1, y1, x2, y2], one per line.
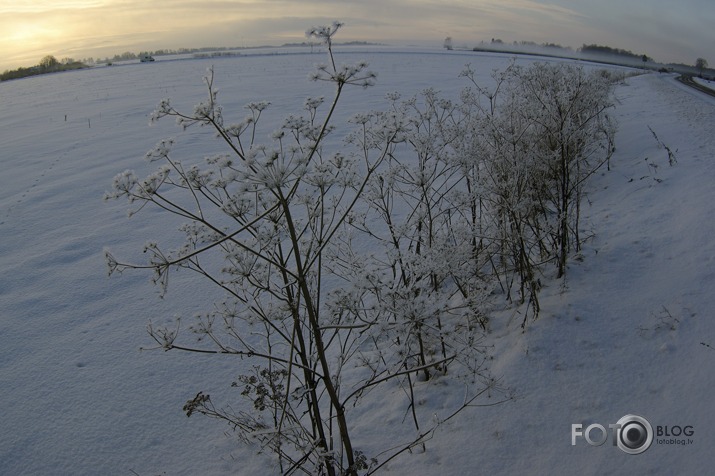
[694, 76, 715, 93]
[1, 49, 714, 475]
[451, 72, 715, 475]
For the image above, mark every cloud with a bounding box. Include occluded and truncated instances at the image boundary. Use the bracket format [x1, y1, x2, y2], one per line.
[0, 1, 109, 15]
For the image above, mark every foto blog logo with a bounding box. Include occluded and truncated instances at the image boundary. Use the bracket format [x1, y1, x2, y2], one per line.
[572, 414, 654, 455]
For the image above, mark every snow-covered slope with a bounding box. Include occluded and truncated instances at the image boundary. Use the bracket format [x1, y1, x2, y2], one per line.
[409, 72, 715, 475]
[1, 48, 713, 475]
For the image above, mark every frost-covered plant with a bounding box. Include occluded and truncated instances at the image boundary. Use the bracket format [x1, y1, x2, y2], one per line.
[348, 61, 617, 333]
[511, 63, 616, 279]
[105, 23, 616, 473]
[459, 62, 617, 324]
[105, 23, 500, 475]
[343, 88, 492, 382]
[648, 125, 678, 167]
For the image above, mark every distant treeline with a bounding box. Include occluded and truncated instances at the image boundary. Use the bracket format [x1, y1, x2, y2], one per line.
[488, 39, 573, 51]
[102, 47, 242, 63]
[1, 43, 386, 80]
[473, 39, 652, 63]
[1, 55, 88, 82]
[580, 44, 652, 62]
[97, 42, 381, 63]
[280, 40, 380, 47]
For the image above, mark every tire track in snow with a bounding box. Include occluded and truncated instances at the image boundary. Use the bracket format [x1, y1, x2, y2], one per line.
[676, 75, 715, 99]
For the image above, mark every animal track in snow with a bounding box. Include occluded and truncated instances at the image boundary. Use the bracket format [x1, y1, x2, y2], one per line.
[1, 153, 63, 225]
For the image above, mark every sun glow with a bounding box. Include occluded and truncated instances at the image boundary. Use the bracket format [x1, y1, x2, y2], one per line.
[8, 22, 63, 45]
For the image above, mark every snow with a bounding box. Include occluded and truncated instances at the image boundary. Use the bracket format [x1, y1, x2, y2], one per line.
[2, 47, 714, 475]
[694, 76, 715, 93]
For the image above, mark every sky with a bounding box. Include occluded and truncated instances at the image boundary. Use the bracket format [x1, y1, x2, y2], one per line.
[1, 0, 713, 71]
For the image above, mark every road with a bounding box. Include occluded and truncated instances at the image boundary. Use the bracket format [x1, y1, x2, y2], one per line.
[676, 75, 715, 98]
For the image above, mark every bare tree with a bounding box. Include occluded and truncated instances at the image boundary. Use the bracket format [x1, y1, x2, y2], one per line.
[696, 58, 709, 76]
[39, 55, 59, 70]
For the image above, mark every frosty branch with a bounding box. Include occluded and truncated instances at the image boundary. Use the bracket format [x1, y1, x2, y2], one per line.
[105, 23, 616, 475]
[105, 23, 502, 476]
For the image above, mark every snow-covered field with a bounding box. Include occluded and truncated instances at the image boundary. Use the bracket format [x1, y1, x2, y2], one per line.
[2, 46, 714, 475]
